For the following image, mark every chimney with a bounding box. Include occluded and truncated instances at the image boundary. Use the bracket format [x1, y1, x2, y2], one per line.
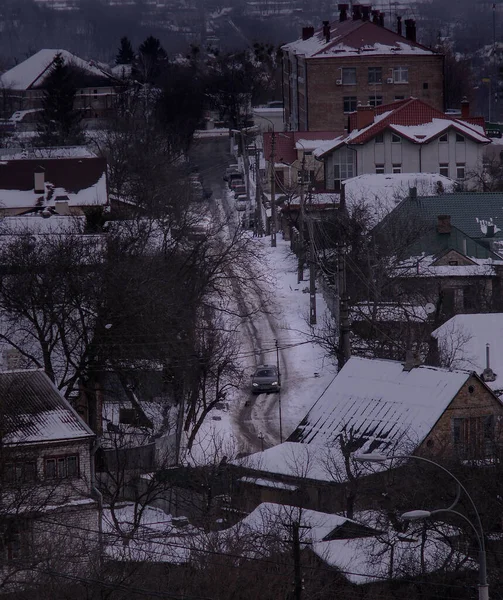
[302, 26, 314, 40]
[462, 238, 467, 255]
[437, 214, 451, 234]
[403, 349, 421, 372]
[482, 343, 497, 382]
[338, 3, 348, 22]
[409, 186, 417, 200]
[461, 97, 470, 119]
[352, 4, 362, 20]
[371, 9, 379, 24]
[356, 102, 375, 130]
[34, 165, 45, 194]
[396, 15, 402, 36]
[486, 224, 495, 238]
[379, 11, 385, 27]
[405, 19, 416, 42]
[322, 20, 330, 43]
[361, 5, 371, 21]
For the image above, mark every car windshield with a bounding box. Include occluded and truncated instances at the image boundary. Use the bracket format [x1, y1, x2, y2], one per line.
[255, 369, 275, 377]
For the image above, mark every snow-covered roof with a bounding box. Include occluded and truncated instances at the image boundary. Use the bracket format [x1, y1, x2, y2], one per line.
[289, 356, 471, 449]
[395, 254, 503, 278]
[283, 20, 436, 58]
[0, 146, 97, 160]
[343, 173, 455, 226]
[216, 502, 470, 585]
[233, 442, 341, 482]
[1, 369, 94, 445]
[0, 156, 108, 211]
[1, 49, 114, 90]
[432, 314, 503, 393]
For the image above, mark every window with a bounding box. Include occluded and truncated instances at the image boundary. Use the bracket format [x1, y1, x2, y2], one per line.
[391, 133, 401, 143]
[448, 260, 459, 266]
[333, 146, 355, 191]
[423, 82, 429, 89]
[119, 408, 138, 425]
[341, 67, 356, 85]
[439, 163, 449, 177]
[456, 163, 466, 180]
[0, 522, 31, 561]
[368, 67, 382, 84]
[439, 133, 448, 142]
[93, 89, 98, 98]
[375, 164, 385, 174]
[375, 132, 384, 144]
[394, 95, 405, 101]
[4, 461, 37, 484]
[393, 66, 408, 83]
[343, 96, 357, 113]
[456, 133, 465, 143]
[369, 95, 383, 107]
[452, 415, 495, 459]
[392, 164, 402, 173]
[45, 455, 79, 479]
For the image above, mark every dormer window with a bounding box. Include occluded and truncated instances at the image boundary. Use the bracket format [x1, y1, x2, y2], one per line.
[391, 133, 401, 143]
[439, 133, 448, 143]
[456, 133, 465, 143]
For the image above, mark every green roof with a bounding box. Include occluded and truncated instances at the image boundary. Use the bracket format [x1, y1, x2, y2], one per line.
[390, 192, 503, 240]
[403, 224, 501, 260]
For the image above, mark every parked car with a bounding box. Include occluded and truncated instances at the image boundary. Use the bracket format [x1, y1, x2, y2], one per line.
[235, 193, 247, 202]
[229, 173, 244, 188]
[233, 185, 246, 197]
[251, 365, 280, 394]
[224, 164, 240, 181]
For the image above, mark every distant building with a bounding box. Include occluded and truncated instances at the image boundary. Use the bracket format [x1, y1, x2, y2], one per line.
[0, 49, 119, 122]
[282, 8, 444, 132]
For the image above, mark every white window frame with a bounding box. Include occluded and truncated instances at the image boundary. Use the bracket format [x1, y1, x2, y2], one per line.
[392, 164, 402, 174]
[391, 133, 401, 144]
[439, 163, 449, 177]
[439, 133, 448, 143]
[456, 163, 466, 180]
[341, 67, 357, 85]
[375, 164, 385, 174]
[393, 66, 408, 84]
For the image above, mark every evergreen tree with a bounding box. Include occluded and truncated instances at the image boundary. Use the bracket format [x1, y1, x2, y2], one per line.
[36, 53, 85, 147]
[135, 36, 167, 83]
[116, 36, 135, 65]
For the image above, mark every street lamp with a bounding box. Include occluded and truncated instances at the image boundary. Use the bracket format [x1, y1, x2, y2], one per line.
[354, 452, 489, 600]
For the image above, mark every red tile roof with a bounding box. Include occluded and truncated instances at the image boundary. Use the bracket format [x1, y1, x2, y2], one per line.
[347, 98, 488, 145]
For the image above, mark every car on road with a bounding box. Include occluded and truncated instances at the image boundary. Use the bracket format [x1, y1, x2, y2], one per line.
[224, 164, 240, 181]
[251, 365, 280, 394]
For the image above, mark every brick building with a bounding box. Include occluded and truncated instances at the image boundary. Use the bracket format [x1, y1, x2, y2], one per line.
[282, 5, 444, 132]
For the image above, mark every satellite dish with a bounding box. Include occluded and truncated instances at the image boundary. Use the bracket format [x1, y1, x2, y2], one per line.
[425, 303, 435, 315]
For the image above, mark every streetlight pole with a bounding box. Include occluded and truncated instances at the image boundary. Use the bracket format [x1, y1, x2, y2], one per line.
[297, 142, 306, 283]
[354, 452, 489, 600]
[270, 130, 277, 247]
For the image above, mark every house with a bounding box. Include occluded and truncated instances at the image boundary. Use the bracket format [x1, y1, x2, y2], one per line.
[314, 98, 490, 190]
[391, 216, 503, 317]
[262, 130, 339, 192]
[0, 150, 108, 216]
[289, 356, 503, 461]
[432, 313, 503, 395]
[0, 370, 100, 588]
[0, 49, 119, 123]
[282, 7, 444, 132]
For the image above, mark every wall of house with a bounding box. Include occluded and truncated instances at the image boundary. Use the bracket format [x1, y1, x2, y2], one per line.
[420, 375, 503, 459]
[356, 130, 483, 183]
[286, 54, 444, 132]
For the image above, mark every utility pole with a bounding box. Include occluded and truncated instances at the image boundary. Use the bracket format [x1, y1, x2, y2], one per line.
[270, 130, 277, 247]
[254, 143, 263, 237]
[275, 339, 283, 443]
[292, 521, 302, 600]
[297, 152, 306, 283]
[338, 246, 351, 367]
[307, 217, 317, 325]
[241, 129, 251, 230]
